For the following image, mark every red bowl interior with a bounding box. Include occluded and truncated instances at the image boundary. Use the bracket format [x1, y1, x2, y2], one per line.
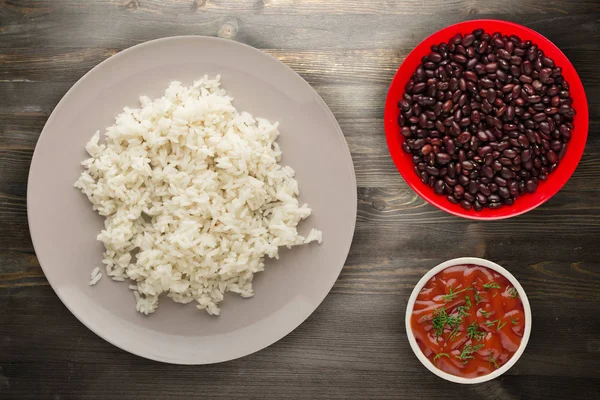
[384, 19, 589, 220]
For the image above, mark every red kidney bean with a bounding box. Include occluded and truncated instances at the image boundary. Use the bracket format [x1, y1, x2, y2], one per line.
[498, 186, 511, 198]
[509, 181, 519, 196]
[489, 194, 501, 203]
[428, 52, 443, 63]
[478, 184, 490, 197]
[421, 144, 432, 155]
[542, 57, 555, 68]
[468, 181, 479, 194]
[445, 175, 457, 186]
[492, 37, 505, 48]
[434, 180, 445, 194]
[462, 34, 476, 47]
[494, 176, 508, 187]
[539, 68, 552, 83]
[460, 199, 472, 210]
[436, 153, 451, 165]
[463, 192, 475, 203]
[503, 149, 517, 158]
[454, 54, 467, 64]
[550, 140, 562, 152]
[485, 62, 498, 73]
[480, 166, 494, 179]
[560, 125, 572, 141]
[500, 168, 514, 179]
[497, 69, 508, 81]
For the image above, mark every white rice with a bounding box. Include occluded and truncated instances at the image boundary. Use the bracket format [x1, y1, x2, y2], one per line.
[75, 75, 321, 315]
[89, 266, 102, 286]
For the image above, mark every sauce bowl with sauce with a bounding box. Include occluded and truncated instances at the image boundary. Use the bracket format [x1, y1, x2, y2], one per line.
[405, 257, 531, 384]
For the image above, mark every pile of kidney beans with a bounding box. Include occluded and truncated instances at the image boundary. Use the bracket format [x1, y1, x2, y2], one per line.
[398, 29, 575, 211]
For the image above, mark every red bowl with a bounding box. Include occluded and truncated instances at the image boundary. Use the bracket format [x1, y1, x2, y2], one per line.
[384, 19, 588, 220]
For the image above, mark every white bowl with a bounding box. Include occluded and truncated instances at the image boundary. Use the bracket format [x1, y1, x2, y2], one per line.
[405, 257, 532, 384]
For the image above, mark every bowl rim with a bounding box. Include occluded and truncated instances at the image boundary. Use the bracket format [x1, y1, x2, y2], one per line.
[384, 19, 589, 220]
[405, 257, 532, 384]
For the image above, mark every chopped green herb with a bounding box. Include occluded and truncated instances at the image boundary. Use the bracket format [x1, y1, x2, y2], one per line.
[449, 325, 460, 341]
[456, 305, 470, 319]
[474, 290, 486, 305]
[479, 308, 490, 318]
[456, 343, 484, 364]
[485, 319, 497, 327]
[483, 281, 501, 289]
[432, 307, 461, 339]
[432, 307, 449, 338]
[442, 285, 472, 302]
[441, 285, 455, 302]
[496, 319, 507, 331]
[466, 322, 486, 341]
[508, 287, 518, 298]
[511, 317, 518, 325]
[464, 295, 472, 309]
[447, 309, 463, 341]
[488, 351, 499, 369]
[433, 353, 450, 365]
[493, 292, 498, 297]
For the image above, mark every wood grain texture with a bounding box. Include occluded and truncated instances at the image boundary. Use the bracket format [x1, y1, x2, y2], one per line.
[1, 0, 599, 399]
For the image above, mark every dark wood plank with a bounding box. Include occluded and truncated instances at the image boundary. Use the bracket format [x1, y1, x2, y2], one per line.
[1, 0, 600, 399]
[0, 3, 598, 51]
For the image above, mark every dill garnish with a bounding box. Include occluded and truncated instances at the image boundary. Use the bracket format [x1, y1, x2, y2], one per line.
[488, 351, 499, 369]
[442, 285, 472, 302]
[474, 290, 486, 305]
[432, 307, 460, 339]
[431, 307, 449, 338]
[448, 325, 460, 341]
[456, 343, 484, 364]
[483, 281, 501, 289]
[432, 304, 469, 341]
[466, 322, 486, 341]
[496, 319, 507, 331]
[464, 295, 472, 309]
[433, 353, 450, 365]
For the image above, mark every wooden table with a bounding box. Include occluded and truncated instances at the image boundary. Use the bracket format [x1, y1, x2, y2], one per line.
[1, 1, 599, 398]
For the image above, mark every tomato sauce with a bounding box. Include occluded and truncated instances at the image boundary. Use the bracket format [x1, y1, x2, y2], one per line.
[410, 264, 525, 378]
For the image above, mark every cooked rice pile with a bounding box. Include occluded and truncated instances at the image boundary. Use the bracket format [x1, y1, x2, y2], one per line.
[75, 76, 321, 315]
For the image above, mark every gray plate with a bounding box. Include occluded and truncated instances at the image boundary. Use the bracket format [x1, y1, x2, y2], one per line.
[27, 36, 357, 364]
